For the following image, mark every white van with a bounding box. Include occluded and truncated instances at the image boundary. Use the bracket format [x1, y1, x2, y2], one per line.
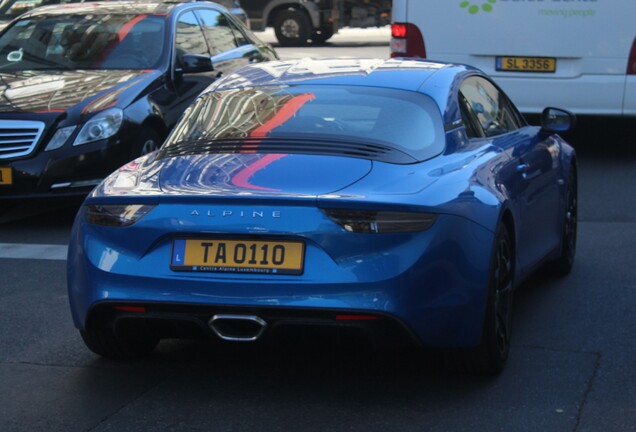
[391, 0, 636, 117]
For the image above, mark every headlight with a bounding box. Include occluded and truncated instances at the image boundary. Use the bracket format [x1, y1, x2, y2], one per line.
[85, 204, 155, 227]
[323, 209, 437, 233]
[74, 107, 123, 146]
[44, 126, 76, 151]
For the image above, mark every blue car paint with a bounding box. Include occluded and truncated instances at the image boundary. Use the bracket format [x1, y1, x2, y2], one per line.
[67, 58, 576, 350]
[157, 154, 373, 196]
[67, 146, 503, 347]
[68, 204, 494, 346]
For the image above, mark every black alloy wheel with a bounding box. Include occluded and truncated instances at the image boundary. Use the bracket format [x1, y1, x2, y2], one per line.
[551, 168, 578, 276]
[133, 127, 161, 158]
[456, 225, 514, 375]
[491, 228, 514, 360]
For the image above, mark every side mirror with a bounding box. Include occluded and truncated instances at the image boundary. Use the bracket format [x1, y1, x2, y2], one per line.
[178, 54, 214, 74]
[540, 107, 576, 133]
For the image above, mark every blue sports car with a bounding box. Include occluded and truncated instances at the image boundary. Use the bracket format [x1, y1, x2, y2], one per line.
[67, 58, 577, 374]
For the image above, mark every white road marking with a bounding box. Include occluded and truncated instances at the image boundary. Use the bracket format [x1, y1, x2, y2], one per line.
[0, 243, 68, 261]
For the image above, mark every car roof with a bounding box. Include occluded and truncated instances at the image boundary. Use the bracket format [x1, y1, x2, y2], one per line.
[21, 0, 223, 18]
[209, 58, 479, 94]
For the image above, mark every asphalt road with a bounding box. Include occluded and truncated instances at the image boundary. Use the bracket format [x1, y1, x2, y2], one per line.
[1, 29, 636, 432]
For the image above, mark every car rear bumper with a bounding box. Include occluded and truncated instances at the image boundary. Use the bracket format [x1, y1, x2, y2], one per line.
[68, 211, 497, 348]
[83, 302, 421, 349]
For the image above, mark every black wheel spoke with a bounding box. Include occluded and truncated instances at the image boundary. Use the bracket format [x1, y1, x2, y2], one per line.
[494, 231, 513, 354]
[454, 226, 515, 375]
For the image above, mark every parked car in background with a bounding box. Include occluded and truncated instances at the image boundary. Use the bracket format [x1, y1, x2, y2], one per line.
[0, 1, 277, 199]
[391, 0, 636, 117]
[68, 58, 577, 375]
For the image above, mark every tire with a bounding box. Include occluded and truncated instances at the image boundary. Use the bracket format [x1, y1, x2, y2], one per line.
[455, 225, 514, 375]
[273, 9, 311, 46]
[550, 168, 578, 277]
[80, 328, 159, 360]
[310, 27, 334, 45]
[133, 127, 161, 159]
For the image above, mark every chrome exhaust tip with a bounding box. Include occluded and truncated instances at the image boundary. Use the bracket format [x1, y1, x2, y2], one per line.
[208, 314, 267, 342]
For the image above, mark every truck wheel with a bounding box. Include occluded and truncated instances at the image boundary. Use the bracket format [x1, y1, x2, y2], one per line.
[311, 27, 334, 45]
[273, 9, 311, 46]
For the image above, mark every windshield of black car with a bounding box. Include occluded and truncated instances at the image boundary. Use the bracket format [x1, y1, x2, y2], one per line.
[163, 85, 445, 162]
[0, 13, 166, 70]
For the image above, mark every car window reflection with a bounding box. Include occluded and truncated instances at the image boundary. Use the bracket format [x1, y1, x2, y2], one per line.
[0, 14, 166, 70]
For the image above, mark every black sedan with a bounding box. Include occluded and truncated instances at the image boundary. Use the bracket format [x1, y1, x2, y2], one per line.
[0, 1, 277, 199]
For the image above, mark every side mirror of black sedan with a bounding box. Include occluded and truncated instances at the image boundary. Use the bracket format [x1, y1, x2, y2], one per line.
[178, 54, 214, 74]
[540, 107, 576, 133]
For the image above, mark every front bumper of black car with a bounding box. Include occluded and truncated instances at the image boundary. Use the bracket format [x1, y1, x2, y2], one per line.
[0, 134, 131, 199]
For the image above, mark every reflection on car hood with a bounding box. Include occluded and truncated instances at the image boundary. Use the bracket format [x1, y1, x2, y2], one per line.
[0, 69, 159, 113]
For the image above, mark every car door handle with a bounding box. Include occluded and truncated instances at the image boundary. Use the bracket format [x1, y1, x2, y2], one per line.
[517, 163, 541, 180]
[517, 163, 531, 180]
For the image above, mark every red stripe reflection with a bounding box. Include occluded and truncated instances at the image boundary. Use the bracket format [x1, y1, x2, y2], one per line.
[249, 93, 315, 138]
[230, 93, 315, 190]
[230, 153, 286, 191]
[116, 15, 148, 42]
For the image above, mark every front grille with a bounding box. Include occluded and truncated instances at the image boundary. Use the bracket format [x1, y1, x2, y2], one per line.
[0, 120, 46, 159]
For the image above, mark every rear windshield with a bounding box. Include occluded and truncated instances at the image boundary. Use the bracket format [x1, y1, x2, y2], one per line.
[162, 85, 445, 163]
[0, 13, 166, 70]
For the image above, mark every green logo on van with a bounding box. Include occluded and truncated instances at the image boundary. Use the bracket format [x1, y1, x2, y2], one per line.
[460, 0, 496, 15]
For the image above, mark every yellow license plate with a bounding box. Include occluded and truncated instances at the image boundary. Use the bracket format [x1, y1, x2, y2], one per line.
[171, 238, 305, 275]
[0, 167, 12, 185]
[496, 56, 556, 73]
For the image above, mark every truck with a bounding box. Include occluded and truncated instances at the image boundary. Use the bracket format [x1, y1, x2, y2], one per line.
[241, 0, 391, 46]
[391, 0, 636, 118]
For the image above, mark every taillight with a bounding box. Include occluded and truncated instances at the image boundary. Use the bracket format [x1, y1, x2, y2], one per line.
[628, 38, 636, 75]
[85, 204, 155, 227]
[323, 209, 437, 234]
[115, 306, 146, 313]
[390, 22, 426, 58]
[391, 23, 407, 38]
[335, 315, 382, 321]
